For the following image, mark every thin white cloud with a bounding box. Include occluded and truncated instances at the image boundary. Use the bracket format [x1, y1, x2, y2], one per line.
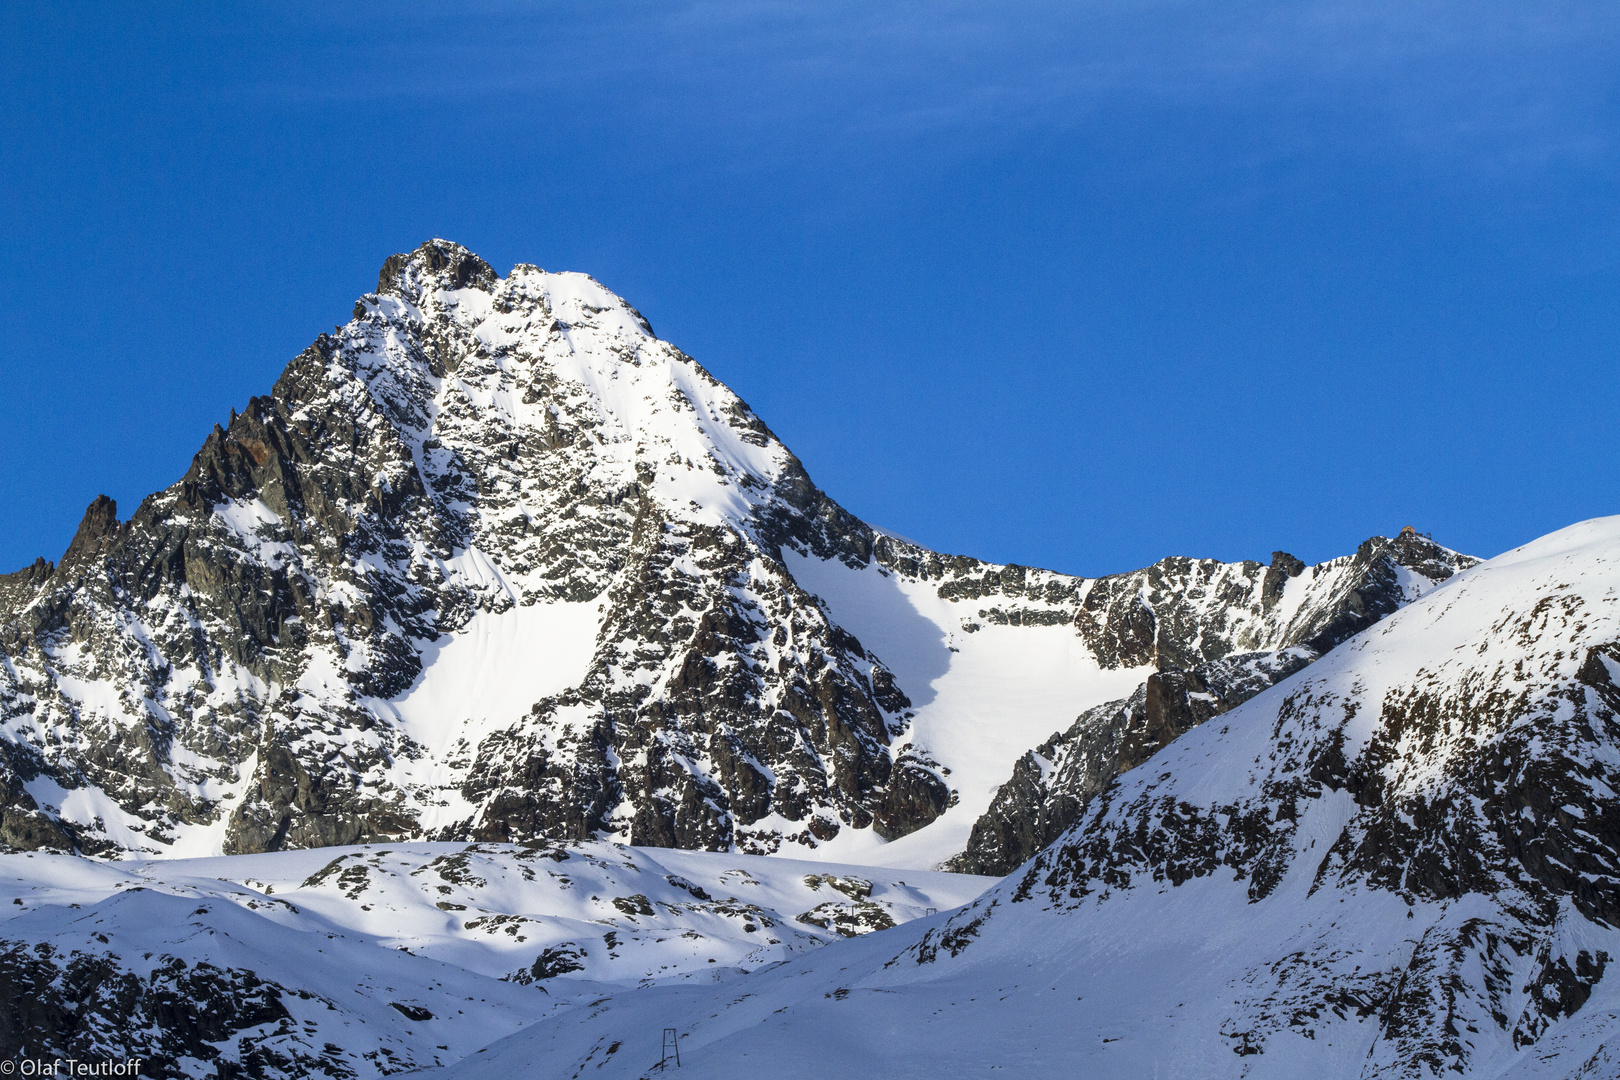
[250, 0, 1618, 174]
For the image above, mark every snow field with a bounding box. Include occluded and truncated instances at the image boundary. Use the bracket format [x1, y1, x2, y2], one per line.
[0, 841, 995, 1077]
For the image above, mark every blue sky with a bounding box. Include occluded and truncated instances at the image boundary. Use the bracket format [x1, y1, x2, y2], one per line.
[2, 2, 1616, 576]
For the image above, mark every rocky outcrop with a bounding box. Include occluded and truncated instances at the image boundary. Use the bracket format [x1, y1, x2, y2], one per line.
[0, 838, 993, 1080]
[0, 942, 307, 1078]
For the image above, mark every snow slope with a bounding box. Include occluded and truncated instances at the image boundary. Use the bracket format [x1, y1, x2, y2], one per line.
[781, 550, 1149, 867]
[432, 517, 1620, 1079]
[0, 843, 993, 1076]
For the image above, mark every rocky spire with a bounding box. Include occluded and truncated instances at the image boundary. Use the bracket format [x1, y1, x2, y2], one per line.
[58, 494, 119, 568]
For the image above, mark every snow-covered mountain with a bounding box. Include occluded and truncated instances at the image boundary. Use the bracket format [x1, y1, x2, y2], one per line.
[2, 241, 1608, 1078]
[0, 842, 991, 1075]
[424, 516, 1620, 1079]
[0, 240, 1469, 870]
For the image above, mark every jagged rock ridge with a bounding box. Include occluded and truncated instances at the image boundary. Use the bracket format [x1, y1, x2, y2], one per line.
[950, 529, 1477, 874]
[0, 240, 1469, 868]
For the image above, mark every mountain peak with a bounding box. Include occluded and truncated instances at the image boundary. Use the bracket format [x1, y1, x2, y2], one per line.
[59, 493, 120, 567]
[375, 238, 497, 300]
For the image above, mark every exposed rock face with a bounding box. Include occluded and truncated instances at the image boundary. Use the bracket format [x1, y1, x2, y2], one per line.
[950, 532, 1476, 875]
[0, 239, 1473, 868]
[0, 941, 305, 1077]
[949, 649, 1310, 876]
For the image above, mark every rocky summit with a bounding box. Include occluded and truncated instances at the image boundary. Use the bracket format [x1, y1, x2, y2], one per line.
[0, 241, 1471, 868]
